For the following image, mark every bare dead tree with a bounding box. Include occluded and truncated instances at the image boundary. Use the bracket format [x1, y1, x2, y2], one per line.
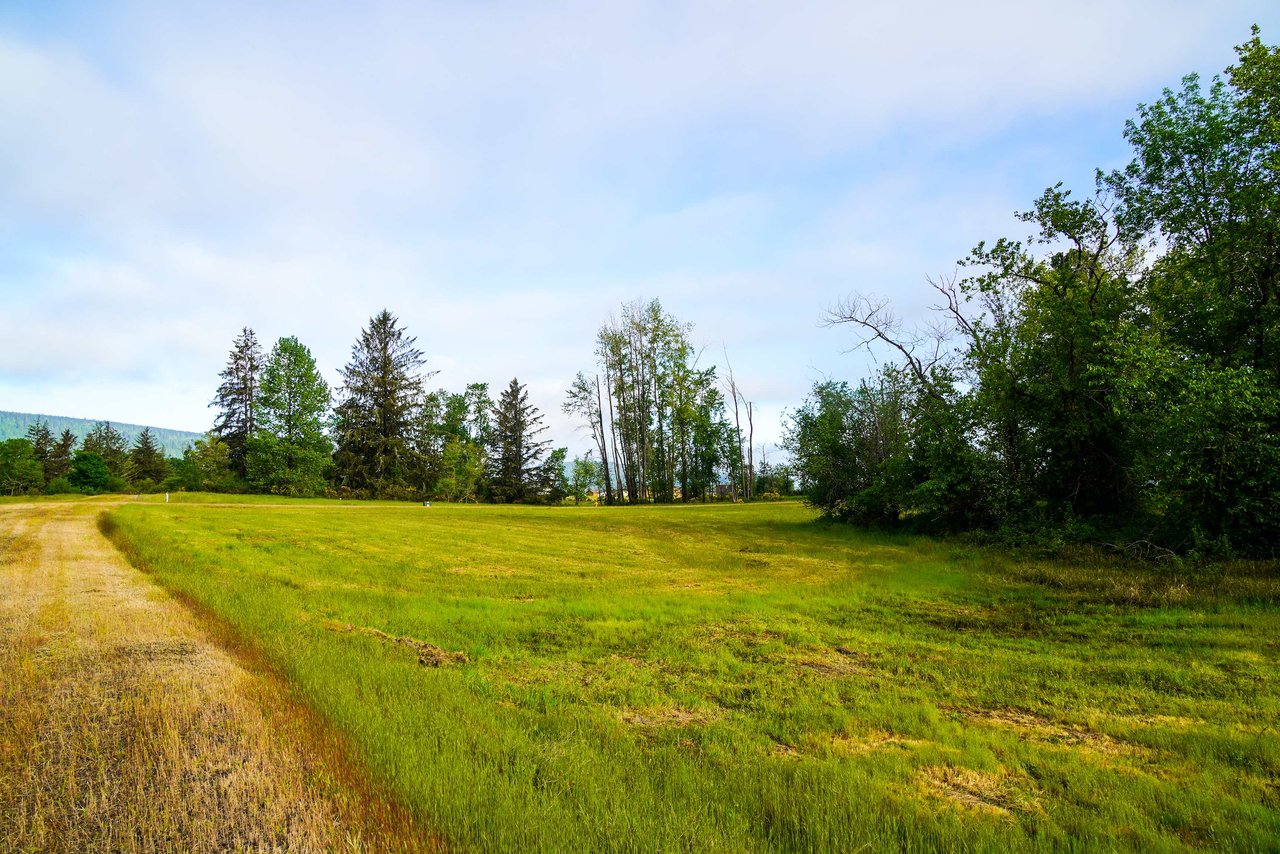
[821, 291, 955, 404]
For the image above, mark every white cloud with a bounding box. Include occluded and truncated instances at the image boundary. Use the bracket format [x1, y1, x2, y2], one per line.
[2, 0, 1277, 457]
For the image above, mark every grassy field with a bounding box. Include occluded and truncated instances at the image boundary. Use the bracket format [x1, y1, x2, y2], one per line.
[102, 498, 1280, 851]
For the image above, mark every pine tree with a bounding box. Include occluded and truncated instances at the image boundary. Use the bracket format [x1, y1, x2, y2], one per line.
[334, 310, 430, 493]
[487, 377, 552, 503]
[81, 422, 128, 477]
[211, 327, 264, 478]
[128, 428, 168, 485]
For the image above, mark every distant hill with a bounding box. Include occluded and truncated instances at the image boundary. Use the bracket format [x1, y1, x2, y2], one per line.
[0, 411, 203, 458]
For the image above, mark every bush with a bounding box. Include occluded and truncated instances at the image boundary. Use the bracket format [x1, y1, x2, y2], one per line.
[44, 477, 82, 495]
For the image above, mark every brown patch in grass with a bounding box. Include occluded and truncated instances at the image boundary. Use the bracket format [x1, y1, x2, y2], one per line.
[770, 739, 802, 759]
[622, 706, 717, 729]
[795, 644, 875, 677]
[956, 706, 1149, 758]
[921, 766, 1042, 818]
[446, 563, 517, 577]
[1, 501, 435, 852]
[832, 729, 925, 755]
[325, 620, 469, 667]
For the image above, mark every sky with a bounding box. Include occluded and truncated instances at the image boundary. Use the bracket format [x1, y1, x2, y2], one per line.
[2, 1, 1277, 460]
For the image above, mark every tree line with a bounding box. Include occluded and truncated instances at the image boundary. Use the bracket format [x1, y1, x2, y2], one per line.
[785, 30, 1280, 557]
[0, 420, 169, 495]
[196, 311, 571, 503]
[0, 299, 797, 502]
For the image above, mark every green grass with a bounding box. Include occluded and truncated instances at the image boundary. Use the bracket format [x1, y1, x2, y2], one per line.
[103, 498, 1280, 852]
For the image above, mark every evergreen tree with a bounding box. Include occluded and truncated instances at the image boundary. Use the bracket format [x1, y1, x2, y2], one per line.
[487, 377, 552, 503]
[128, 427, 168, 485]
[47, 430, 76, 482]
[249, 336, 332, 495]
[81, 422, 128, 477]
[334, 310, 430, 493]
[211, 327, 264, 478]
[25, 420, 53, 481]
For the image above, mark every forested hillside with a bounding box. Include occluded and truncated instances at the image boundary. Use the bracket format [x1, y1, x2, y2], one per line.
[0, 411, 199, 458]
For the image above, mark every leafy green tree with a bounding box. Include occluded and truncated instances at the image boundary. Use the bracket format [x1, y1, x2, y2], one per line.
[211, 327, 264, 478]
[81, 422, 128, 477]
[249, 336, 332, 495]
[435, 437, 485, 502]
[487, 377, 553, 503]
[411, 383, 493, 498]
[334, 310, 430, 494]
[181, 435, 237, 492]
[0, 439, 43, 495]
[68, 450, 110, 492]
[784, 368, 917, 524]
[1105, 28, 1280, 553]
[805, 30, 1280, 555]
[128, 427, 168, 487]
[568, 453, 602, 503]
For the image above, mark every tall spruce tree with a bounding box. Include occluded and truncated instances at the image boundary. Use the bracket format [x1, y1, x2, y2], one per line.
[487, 377, 553, 503]
[128, 427, 168, 485]
[249, 336, 332, 495]
[25, 420, 53, 482]
[211, 327, 264, 478]
[47, 429, 76, 482]
[334, 310, 429, 493]
[81, 422, 128, 477]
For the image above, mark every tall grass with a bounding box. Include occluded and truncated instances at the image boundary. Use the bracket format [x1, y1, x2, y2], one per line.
[105, 499, 1280, 851]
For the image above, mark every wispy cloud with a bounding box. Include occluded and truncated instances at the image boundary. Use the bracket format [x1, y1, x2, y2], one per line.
[2, 0, 1275, 452]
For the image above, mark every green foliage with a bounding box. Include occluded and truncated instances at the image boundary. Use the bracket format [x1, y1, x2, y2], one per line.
[434, 437, 485, 502]
[568, 453, 602, 503]
[42, 475, 79, 495]
[211, 328, 264, 478]
[128, 427, 168, 486]
[248, 336, 332, 496]
[0, 438, 44, 495]
[81, 422, 128, 477]
[68, 451, 110, 492]
[585, 300, 734, 504]
[176, 435, 240, 493]
[487, 378, 554, 504]
[334, 310, 428, 494]
[48, 430, 76, 482]
[802, 30, 1280, 556]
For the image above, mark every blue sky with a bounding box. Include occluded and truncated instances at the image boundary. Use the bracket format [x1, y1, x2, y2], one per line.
[2, 1, 1277, 458]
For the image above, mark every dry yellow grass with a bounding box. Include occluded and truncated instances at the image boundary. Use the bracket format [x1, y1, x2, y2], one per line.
[0, 500, 427, 853]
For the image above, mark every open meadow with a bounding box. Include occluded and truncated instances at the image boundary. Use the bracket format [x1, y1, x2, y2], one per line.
[97, 497, 1279, 852]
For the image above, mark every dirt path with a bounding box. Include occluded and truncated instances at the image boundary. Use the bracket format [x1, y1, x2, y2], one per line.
[0, 500, 420, 852]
